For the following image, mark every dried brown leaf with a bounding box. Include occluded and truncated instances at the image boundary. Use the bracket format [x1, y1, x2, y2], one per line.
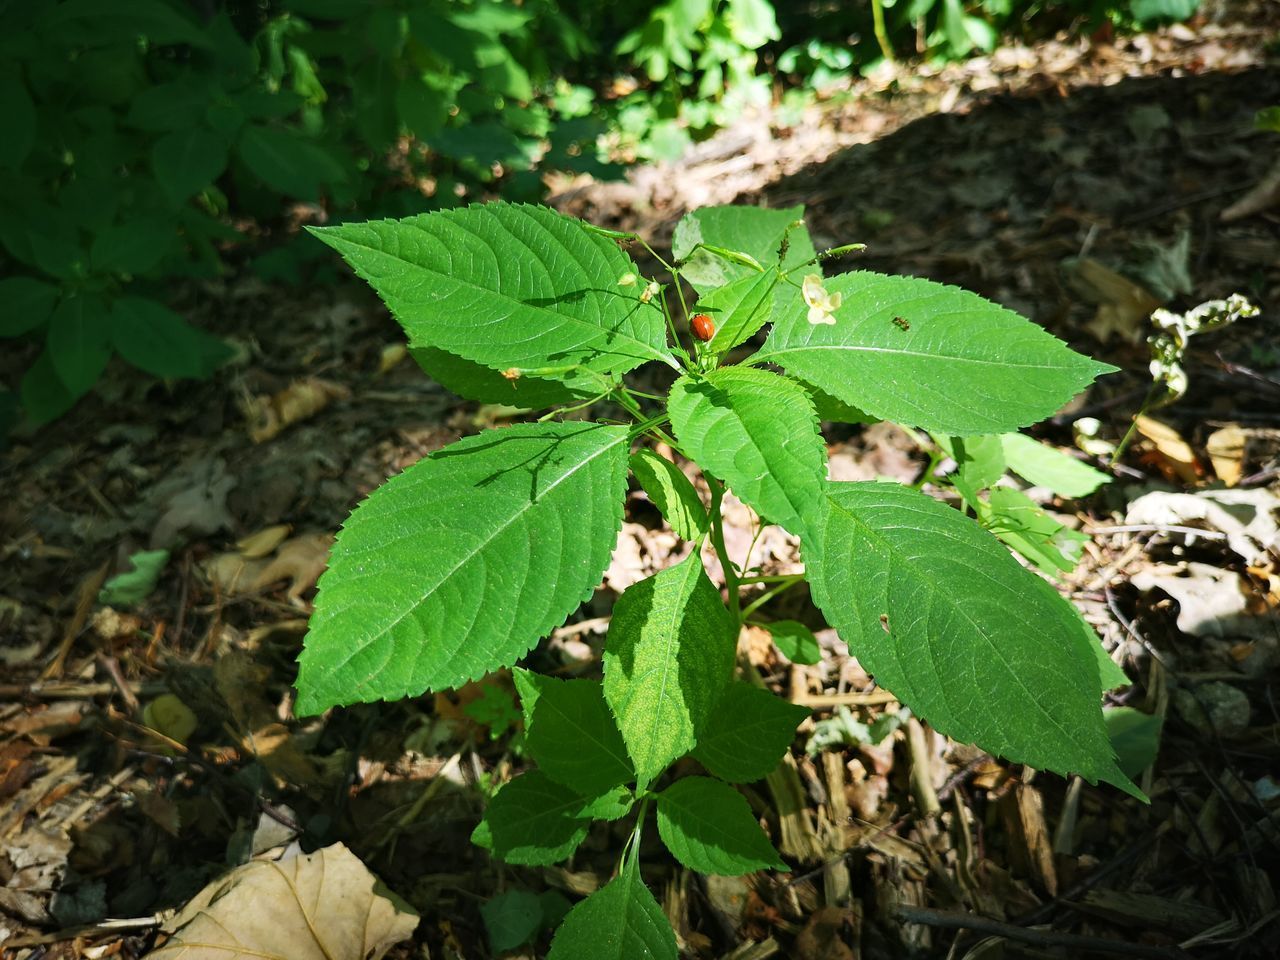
[150, 843, 417, 960]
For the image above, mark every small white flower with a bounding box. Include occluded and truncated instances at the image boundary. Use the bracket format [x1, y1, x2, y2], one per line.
[617, 272, 637, 287]
[640, 280, 661, 304]
[802, 273, 840, 325]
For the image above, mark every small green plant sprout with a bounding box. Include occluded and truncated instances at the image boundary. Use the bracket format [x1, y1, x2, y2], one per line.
[297, 200, 1143, 957]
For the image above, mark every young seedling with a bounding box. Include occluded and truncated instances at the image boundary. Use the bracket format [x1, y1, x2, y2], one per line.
[297, 201, 1141, 958]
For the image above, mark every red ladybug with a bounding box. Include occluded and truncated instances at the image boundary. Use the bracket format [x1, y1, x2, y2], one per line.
[691, 313, 715, 342]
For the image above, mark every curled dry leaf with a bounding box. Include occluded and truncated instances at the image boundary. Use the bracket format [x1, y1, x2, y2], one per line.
[236, 524, 293, 559]
[1134, 415, 1200, 484]
[1070, 259, 1162, 345]
[148, 843, 418, 960]
[243, 378, 352, 444]
[203, 533, 332, 603]
[251, 532, 333, 602]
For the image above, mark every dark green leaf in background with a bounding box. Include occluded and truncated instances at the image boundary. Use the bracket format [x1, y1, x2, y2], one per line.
[47, 295, 111, 397]
[0, 276, 59, 337]
[1104, 706, 1163, 777]
[239, 124, 346, 200]
[20, 349, 77, 425]
[153, 128, 230, 205]
[91, 219, 175, 275]
[110, 298, 232, 379]
[0, 65, 36, 169]
[481, 889, 543, 953]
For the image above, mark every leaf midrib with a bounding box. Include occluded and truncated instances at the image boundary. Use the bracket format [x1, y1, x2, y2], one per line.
[825, 490, 1089, 758]
[756, 341, 1090, 373]
[323, 427, 627, 686]
[324, 229, 675, 369]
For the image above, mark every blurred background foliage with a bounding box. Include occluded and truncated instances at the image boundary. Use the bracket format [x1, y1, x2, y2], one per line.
[0, 0, 1202, 432]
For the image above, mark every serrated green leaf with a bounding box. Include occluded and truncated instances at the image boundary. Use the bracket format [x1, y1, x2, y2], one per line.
[762, 620, 821, 665]
[656, 776, 787, 874]
[603, 552, 735, 789]
[110, 298, 232, 380]
[669, 367, 826, 536]
[513, 669, 633, 794]
[999, 432, 1110, 498]
[694, 269, 779, 353]
[572, 784, 635, 821]
[410, 346, 601, 408]
[693, 684, 809, 783]
[297, 422, 629, 713]
[805, 481, 1140, 798]
[309, 203, 674, 389]
[0, 276, 58, 338]
[672, 205, 815, 293]
[983, 486, 1087, 575]
[757, 272, 1115, 436]
[1104, 707, 1162, 777]
[152, 127, 229, 205]
[629, 449, 707, 541]
[47, 295, 111, 397]
[481, 889, 543, 953]
[472, 770, 590, 866]
[547, 857, 676, 960]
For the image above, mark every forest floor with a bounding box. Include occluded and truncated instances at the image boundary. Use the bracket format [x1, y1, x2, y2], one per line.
[3, 7, 1280, 960]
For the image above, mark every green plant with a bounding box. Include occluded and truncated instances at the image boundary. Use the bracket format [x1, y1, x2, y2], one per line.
[295, 200, 1142, 954]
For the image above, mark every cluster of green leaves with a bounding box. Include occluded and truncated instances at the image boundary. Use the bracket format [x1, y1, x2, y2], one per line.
[0, 0, 622, 431]
[773, 0, 1204, 74]
[0, 1, 249, 426]
[297, 199, 1141, 956]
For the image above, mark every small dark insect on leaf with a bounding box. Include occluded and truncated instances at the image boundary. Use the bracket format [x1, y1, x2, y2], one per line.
[691, 313, 716, 342]
[879, 613, 890, 632]
[892, 316, 910, 331]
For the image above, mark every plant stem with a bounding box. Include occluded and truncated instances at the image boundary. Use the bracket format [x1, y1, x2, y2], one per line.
[707, 478, 742, 625]
[871, 0, 895, 63]
[740, 574, 806, 620]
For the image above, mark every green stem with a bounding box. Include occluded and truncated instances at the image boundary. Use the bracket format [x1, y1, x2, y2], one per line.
[708, 477, 742, 625]
[871, 0, 895, 62]
[738, 574, 803, 586]
[1110, 384, 1162, 466]
[740, 574, 806, 620]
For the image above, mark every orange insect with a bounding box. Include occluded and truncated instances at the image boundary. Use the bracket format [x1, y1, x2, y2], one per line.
[691, 313, 716, 342]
